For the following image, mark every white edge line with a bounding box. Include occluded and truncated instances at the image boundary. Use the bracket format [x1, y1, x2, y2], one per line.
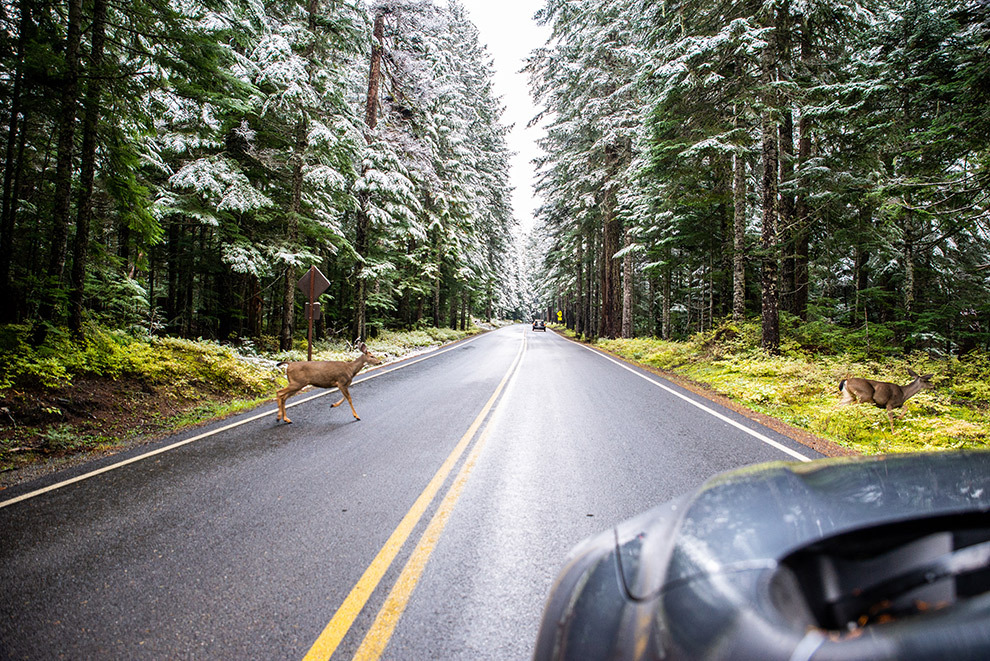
[573, 341, 812, 462]
[0, 335, 486, 510]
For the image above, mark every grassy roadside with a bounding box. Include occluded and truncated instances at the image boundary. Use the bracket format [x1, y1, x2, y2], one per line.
[4, 319, 988, 485]
[563, 322, 990, 456]
[0, 324, 485, 483]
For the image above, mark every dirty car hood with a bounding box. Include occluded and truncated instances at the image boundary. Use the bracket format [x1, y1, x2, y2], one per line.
[617, 452, 990, 601]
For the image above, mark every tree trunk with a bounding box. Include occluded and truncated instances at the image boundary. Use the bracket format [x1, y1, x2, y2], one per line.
[600, 214, 621, 338]
[280, 0, 320, 350]
[0, 0, 33, 321]
[248, 274, 262, 338]
[793, 110, 811, 320]
[576, 237, 585, 337]
[853, 206, 870, 325]
[732, 126, 747, 321]
[778, 109, 795, 316]
[280, 121, 305, 351]
[760, 131, 780, 353]
[588, 229, 598, 339]
[600, 147, 622, 339]
[662, 242, 671, 340]
[791, 15, 813, 321]
[432, 274, 441, 328]
[366, 12, 384, 131]
[590, 230, 598, 337]
[718, 165, 733, 318]
[68, 0, 108, 336]
[448, 286, 457, 329]
[182, 228, 196, 336]
[647, 271, 660, 337]
[621, 226, 633, 338]
[760, 21, 780, 354]
[708, 254, 715, 331]
[355, 11, 385, 341]
[903, 209, 915, 315]
[1, 111, 29, 321]
[166, 220, 178, 331]
[34, 0, 83, 341]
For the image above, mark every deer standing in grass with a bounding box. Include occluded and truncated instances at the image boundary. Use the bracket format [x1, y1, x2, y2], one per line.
[835, 369, 933, 432]
[276, 341, 382, 423]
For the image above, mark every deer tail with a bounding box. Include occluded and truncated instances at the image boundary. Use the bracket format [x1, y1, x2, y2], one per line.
[838, 379, 847, 393]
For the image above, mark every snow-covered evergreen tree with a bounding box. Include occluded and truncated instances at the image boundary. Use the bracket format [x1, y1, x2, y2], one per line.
[356, 0, 515, 332]
[528, 0, 644, 339]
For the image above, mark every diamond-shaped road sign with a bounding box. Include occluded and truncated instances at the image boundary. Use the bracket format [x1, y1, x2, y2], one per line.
[297, 266, 330, 361]
[297, 266, 330, 298]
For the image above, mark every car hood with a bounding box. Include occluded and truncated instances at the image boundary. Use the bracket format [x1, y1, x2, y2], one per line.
[616, 451, 990, 600]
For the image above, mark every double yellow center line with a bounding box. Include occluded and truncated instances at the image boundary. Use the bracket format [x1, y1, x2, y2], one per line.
[303, 332, 527, 660]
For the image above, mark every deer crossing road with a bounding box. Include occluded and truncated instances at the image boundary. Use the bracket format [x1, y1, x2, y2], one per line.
[0, 325, 820, 660]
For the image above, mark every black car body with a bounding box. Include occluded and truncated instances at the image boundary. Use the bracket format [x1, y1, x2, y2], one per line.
[533, 320, 546, 331]
[534, 451, 990, 661]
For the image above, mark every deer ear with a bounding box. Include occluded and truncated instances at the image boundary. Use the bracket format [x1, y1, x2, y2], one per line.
[922, 374, 933, 380]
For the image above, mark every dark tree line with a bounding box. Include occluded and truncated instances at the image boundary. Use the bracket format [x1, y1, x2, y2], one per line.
[529, 0, 990, 354]
[0, 0, 522, 348]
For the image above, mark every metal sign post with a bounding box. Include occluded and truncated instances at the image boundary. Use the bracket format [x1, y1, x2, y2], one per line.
[296, 266, 331, 361]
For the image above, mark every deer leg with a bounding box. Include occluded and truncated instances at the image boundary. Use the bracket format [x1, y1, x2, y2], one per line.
[337, 384, 360, 420]
[886, 406, 896, 432]
[276, 386, 300, 423]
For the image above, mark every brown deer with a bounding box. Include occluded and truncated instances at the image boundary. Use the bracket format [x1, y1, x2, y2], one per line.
[835, 368, 933, 431]
[276, 341, 382, 423]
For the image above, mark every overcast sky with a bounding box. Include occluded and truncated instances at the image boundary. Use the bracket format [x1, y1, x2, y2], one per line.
[458, 0, 550, 233]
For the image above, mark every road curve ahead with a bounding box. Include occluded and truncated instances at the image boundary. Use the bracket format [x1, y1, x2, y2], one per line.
[0, 325, 821, 660]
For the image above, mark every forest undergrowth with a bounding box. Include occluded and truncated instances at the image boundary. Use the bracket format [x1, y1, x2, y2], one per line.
[0, 324, 482, 485]
[589, 320, 990, 456]
[2, 319, 988, 488]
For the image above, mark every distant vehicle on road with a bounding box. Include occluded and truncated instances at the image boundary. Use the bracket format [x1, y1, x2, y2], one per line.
[532, 320, 546, 331]
[534, 451, 990, 661]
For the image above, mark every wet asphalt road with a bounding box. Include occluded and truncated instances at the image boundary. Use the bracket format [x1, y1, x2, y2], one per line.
[0, 325, 821, 660]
